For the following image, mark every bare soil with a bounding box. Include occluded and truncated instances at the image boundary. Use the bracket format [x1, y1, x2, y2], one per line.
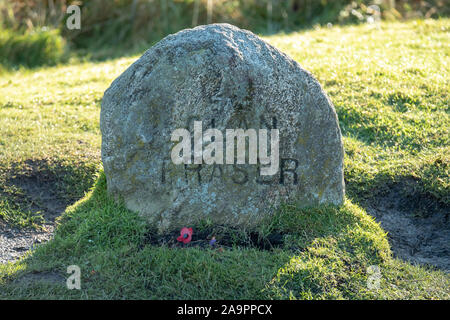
[360, 180, 449, 271]
[0, 159, 97, 263]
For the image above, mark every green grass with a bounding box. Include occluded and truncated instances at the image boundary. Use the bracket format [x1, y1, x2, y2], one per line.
[0, 28, 66, 69]
[0, 19, 449, 299]
[267, 19, 449, 204]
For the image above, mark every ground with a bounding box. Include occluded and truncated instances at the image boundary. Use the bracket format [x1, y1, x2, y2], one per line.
[0, 19, 448, 299]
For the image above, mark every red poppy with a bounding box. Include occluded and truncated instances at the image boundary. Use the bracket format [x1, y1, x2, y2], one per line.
[177, 227, 193, 244]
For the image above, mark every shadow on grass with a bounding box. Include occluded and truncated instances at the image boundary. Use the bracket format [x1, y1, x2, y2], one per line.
[0, 157, 99, 228]
[347, 174, 450, 272]
[1, 172, 448, 299]
[0, 172, 401, 299]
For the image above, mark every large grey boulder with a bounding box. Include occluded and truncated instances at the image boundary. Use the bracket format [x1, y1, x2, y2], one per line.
[101, 23, 344, 232]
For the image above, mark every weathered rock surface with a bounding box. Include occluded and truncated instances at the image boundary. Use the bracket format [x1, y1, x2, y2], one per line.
[101, 23, 344, 231]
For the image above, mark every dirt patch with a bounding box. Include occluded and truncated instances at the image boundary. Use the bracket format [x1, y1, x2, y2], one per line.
[4, 159, 94, 223]
[0, 158, 98, 263]
[141, 226, 284, 251]
[360, 180, 449, 271]
[0, 220, 54, 263]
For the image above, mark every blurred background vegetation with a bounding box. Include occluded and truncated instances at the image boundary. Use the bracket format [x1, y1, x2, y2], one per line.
[0, 0, 448, 67]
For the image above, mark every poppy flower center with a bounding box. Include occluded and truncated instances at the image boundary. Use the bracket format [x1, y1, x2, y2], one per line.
[183, 233, 188, 239]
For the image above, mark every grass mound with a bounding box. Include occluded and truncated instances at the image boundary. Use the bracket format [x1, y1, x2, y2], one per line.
[1, 174, 448, 299]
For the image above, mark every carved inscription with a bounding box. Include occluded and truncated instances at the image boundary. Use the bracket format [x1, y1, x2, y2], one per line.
[160, 158, 299, 186]
[162, 116, 300, 186]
